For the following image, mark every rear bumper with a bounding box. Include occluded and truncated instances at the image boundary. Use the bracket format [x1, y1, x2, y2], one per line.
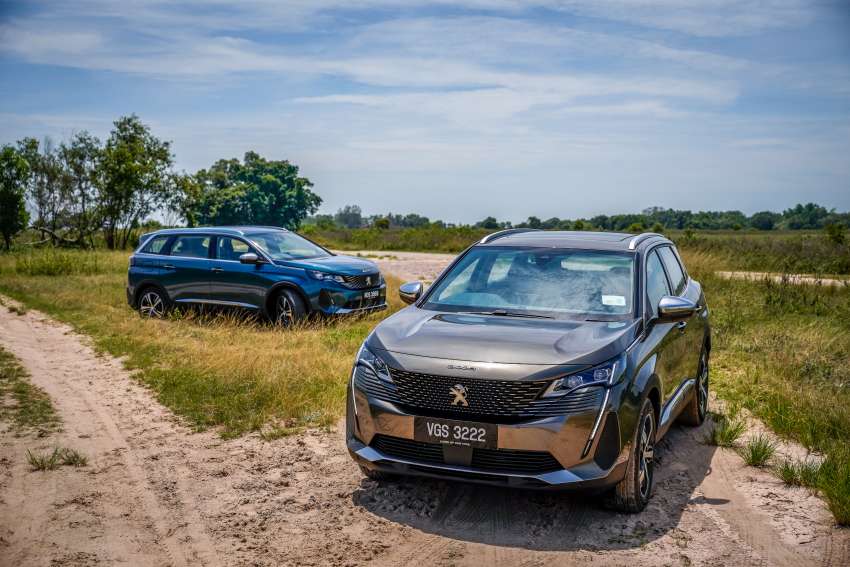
[347, 375, 630, 490]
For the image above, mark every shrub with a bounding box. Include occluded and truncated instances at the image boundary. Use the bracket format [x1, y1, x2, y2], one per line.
[740, 434, 777, 467]
[704, 414, 746, 447]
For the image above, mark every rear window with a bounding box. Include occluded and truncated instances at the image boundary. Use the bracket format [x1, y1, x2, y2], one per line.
[141, 235, 170, 255]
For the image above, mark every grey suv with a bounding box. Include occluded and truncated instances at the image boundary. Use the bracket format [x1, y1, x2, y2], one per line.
[346, 230, 710, 512]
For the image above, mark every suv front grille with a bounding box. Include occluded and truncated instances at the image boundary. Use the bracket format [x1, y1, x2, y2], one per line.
[353, 366, 603, 420]
[341, 273, 381, 289]
[370, 435, 561, 475]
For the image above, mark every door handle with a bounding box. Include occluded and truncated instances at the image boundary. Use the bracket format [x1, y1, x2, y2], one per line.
[675, 321, 687, 331]
[162, 264, 176, 270]
[211, 267, 224, 273]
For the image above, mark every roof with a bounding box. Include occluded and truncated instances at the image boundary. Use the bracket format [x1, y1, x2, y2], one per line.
[478, 229, 670, 252]
[144, 226, 288, 237]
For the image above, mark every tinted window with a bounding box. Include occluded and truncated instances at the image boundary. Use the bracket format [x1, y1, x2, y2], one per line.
[141, 235, 170, 255]
[657, 246, 686, 295]
[216, 237, 252, 261]
[170, 235, 210, 259]
[646, 250, 671, 317]
[425, 247, 636, 319]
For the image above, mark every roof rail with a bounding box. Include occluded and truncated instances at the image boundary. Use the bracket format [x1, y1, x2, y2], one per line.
[479, 228, 541, 244]
[627, 232, 664, 250]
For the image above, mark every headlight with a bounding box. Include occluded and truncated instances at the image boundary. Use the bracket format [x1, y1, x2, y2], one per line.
[542, 353, 626, 397]
[307, 269, 346, 283]
[356, 342, 392, 383]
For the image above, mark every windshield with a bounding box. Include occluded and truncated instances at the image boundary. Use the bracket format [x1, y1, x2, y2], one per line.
[247, 231, 329, 261]
[423, 247, 636, 320]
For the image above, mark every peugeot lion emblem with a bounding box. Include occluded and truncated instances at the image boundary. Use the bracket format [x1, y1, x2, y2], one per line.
[366, 276, 372, 286]
[450, 384, 469, 407]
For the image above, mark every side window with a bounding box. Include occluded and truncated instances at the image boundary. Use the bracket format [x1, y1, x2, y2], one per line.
[657, 246, 686, 295]
[141, 235, 170, 255]
[216, 237, 252, 262]
[170, 235, 211, 259]
[645, 250, 671, 317]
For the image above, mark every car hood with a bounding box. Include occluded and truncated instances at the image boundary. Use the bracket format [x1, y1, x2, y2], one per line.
[368, 307, 641, 367]
[275, 254, 379, 276]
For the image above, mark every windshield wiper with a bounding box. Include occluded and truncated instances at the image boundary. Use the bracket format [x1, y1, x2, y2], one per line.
[460, 309, 553, 319]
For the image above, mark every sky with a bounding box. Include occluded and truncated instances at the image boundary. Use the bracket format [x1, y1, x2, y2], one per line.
[1, 1, 849, 224]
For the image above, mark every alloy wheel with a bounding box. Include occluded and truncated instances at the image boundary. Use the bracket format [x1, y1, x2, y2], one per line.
[637, 412, 655, 499]
[276, 294, 294, 326]
[139, 291, 165, 318]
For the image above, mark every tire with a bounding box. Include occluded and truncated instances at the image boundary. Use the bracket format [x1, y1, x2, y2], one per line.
[137, 287, 170, 319]
[273, 288, 307, 327]
[605, 398, 656, 513]
[679, 346, 709, 426]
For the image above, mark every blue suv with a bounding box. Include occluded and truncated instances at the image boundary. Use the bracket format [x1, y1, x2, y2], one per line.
[127, 226, 387, 325]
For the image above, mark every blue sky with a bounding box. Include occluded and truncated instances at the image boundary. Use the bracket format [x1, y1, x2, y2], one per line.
[1, 1, 849, 223]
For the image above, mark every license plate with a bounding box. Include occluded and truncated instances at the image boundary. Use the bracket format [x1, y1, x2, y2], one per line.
[363, 290, 380, 299]
[413, 417, 497, 448]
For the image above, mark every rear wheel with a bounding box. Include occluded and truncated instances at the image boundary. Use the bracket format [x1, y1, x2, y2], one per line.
[679, 346, 709, 426]
[605, 398, 656, 513]
[273, 289, 307, 327]
[138, 287, 169, 318]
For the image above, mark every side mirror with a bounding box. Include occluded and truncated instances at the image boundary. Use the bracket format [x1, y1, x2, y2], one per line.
[657, 296, 698, 323]
[399, 281, 424, 305]
[239, 252, 260, 264]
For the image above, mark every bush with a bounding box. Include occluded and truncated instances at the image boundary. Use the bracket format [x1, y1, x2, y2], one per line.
[704, 414, 746, 447]
[740, 434, 777, 467]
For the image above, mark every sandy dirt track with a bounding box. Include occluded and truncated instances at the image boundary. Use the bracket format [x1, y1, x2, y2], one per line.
[1, 256, 849, 565]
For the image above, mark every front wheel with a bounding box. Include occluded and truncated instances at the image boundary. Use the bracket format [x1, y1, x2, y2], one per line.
[273, 289, 307, 327]
[605, 398, 656, 513]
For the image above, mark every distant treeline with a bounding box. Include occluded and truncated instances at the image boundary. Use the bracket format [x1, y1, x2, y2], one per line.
[309, 203, 850, 233]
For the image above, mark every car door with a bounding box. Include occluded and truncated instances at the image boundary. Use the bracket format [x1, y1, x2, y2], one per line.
[643, 248, 690, 408]
[161, 234, 213, 304]
[208, 236, 270, 309]
[657, 246, 703, 381]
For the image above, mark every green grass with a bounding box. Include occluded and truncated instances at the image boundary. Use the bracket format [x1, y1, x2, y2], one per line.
[739, 434, 777, 467]
[26, 447, 88, 471]
[776, 458, 821, 488]
[0, 248, 405, 438]
[703, 413, 746, 447]
[0, 347, 61, 433]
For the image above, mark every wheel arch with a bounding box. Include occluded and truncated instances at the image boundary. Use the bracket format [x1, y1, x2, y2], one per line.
[264, 281, 311, 317]
[133, 280, 170, 308]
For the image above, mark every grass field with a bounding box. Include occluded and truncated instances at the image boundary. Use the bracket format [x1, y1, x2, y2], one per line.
[0, 238, 848, 523]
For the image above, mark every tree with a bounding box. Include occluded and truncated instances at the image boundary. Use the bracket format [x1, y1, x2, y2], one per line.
[58, 132, 102, 246]
[334, 205, 362, 228]
[373, 217, 390, 230]
[476, 216, 500, 229]
[99, 115, 175, 249]
[749, 211, 779, 231]
[17, 137, 63, 243]
[188, 152, 321, 229]
[781, 203, 831, 229]
[0, 146, 30, 250]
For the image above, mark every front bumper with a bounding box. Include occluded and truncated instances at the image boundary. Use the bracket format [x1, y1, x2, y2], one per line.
[347, 373, 630, 490]
[314, 283, 388, 316]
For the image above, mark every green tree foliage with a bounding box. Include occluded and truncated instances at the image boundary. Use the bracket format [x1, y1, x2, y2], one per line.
[373, 217, 390, 230]
[188, 152, 320, 229]
[0, 146, 30, 250]
[750, 210, 780, 231]
[16, 137, 63, 243]
[58, 132, 102, 246]
[476, 216, 500, 229]
[781, 203, 831, 229]
[334, 205, 363, 228]
[99, 115, 175, 249]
